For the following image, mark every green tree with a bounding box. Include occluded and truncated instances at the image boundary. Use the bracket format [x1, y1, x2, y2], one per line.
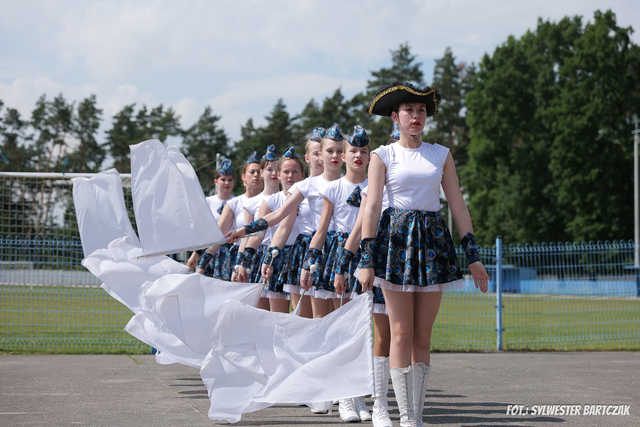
[66, 95, 105, 172]
[427, 47, 474, 169]
[364, 43, 427, 149]
[30, 94, 74, 172]
[260, 98, 295, 155]
[548, 10, 640, 240]
[0, 100, 33, 172]
[106, 104, 182, 172]
[464, 10, 639, 244]
[367, 42, 426, 92]
[182, 106, 230, 194]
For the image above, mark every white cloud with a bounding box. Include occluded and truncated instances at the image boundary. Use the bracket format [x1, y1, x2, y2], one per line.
[1, 0, 639, 144]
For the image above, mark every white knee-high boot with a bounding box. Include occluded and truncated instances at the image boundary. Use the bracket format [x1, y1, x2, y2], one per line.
[372, 356, 392, 427]
[389, 366, 416, 427]
[412, 363, 430, 427]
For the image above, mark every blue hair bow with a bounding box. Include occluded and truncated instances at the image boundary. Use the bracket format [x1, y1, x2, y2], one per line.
[325, 123, 343, 141]
[218, 157, 233, 176]
[246, 151, 260, 164]
[283, 146, 297, 159]
[262, 144, 278, 161]
[309, 127, 326, 142]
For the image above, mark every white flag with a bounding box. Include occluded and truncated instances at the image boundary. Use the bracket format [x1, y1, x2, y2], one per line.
[201, 292, 374, 423]
[81, 236, 190, 312]
[130, 139, 224, 256]
[72, 169, 139, 258]
[128, 273, 262, 367]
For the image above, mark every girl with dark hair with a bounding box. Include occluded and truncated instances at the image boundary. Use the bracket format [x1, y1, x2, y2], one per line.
[358, 83, 489, 427]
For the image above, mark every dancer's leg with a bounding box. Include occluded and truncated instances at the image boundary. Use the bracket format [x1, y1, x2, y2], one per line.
[290, 293, 312, 318]
[269, 297, 290, 313]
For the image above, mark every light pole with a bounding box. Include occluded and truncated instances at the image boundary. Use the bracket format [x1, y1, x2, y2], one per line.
[634, 114, 639, 267]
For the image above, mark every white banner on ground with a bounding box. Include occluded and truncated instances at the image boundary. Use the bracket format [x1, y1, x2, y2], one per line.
[201, 292, 374, 423]
[72, 169, 139, 258]
[130, 139, 224, 256]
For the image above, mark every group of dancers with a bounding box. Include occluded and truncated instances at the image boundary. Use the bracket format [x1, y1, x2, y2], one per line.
[186, 82, 490, 427]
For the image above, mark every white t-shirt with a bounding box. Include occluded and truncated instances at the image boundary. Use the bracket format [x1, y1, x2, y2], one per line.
[226, 194, 248, 230]
[243, 192, 267, 217]
[266, 191, 299, 246]
[291, 175, 337, 232]
[321, 177, 367, 233]
[205, 194, 234, 222]
[372, 142, 449, 211]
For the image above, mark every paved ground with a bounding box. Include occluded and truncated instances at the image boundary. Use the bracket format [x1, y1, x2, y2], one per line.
[0, 352, 638, 426]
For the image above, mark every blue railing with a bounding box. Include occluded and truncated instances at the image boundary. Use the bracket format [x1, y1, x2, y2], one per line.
[1, 237, 639, 352]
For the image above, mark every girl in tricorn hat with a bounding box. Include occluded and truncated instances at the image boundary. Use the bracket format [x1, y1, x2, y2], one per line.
[358, 83, 489, 427]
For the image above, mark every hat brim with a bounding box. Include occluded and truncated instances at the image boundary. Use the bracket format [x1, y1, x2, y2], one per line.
[369, 85, 438, 117]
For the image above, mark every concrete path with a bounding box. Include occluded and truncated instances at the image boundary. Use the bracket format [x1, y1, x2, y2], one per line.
[1, 352, 638, 426]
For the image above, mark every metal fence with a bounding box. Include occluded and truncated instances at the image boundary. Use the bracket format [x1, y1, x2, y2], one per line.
[1, 173, 639, 352]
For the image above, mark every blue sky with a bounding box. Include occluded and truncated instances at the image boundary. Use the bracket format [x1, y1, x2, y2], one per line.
[1, 1, 638, 143]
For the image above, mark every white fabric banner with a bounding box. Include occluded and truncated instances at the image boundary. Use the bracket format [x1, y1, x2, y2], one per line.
[201, 292, 374, 423]
[72, 169, 139, 258]
[127, 273, 262, 367]
[81, 236, 190, 312]
[130, 139, 224, 256]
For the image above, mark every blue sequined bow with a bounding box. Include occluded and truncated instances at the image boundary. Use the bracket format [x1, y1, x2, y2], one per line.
[246, 151, 260, 164]
[346, 186, 362, 207]
[218, 157, 233, 176]
[349, 125, 369, 147]
[309, 127, 326, 142]
[325, 123, 343, 141]
[283, 146, 296, 159]
[262, 144, 278, 161]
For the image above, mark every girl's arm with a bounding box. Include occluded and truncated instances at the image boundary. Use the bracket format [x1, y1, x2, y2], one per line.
[226, 190, 304, 242]
[235, 201, 271, 282]
[441, 152, 489, 293]
[261, 200, 298, 281]
[334, 194, 366, 294]
[357, 154, 386, 289]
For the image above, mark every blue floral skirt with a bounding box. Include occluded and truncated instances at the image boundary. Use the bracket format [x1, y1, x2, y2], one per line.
[371, 207, 463, 293]
[282, 233, 313, 295]
[211, 243, 239, 281]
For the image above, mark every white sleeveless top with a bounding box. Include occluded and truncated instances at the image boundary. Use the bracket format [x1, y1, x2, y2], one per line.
[266, 191, 299, 246]
[321, 177, 367, 233]
[290, 175, 337, 232]
[372, 142, 448, 212]
[205, 194, 233, 222]
[226, 195, 248, 232]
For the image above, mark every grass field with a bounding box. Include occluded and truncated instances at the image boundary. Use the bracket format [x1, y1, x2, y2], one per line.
[1, 284, 639, 353]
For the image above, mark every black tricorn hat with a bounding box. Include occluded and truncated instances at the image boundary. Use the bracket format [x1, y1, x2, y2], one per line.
[368, 82, 441, 117]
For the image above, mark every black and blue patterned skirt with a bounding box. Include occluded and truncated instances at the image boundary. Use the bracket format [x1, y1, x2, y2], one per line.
[211, 243, 239, 281]
[371, 207, 463, 292]
[312, 231, 352, 297]
[248, 244, 267, 283]
[261, 244, 293, 299]
[282, 233, 313, 294]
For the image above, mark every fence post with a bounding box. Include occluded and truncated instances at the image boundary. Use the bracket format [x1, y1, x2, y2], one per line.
[496, 236, 503, 351]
